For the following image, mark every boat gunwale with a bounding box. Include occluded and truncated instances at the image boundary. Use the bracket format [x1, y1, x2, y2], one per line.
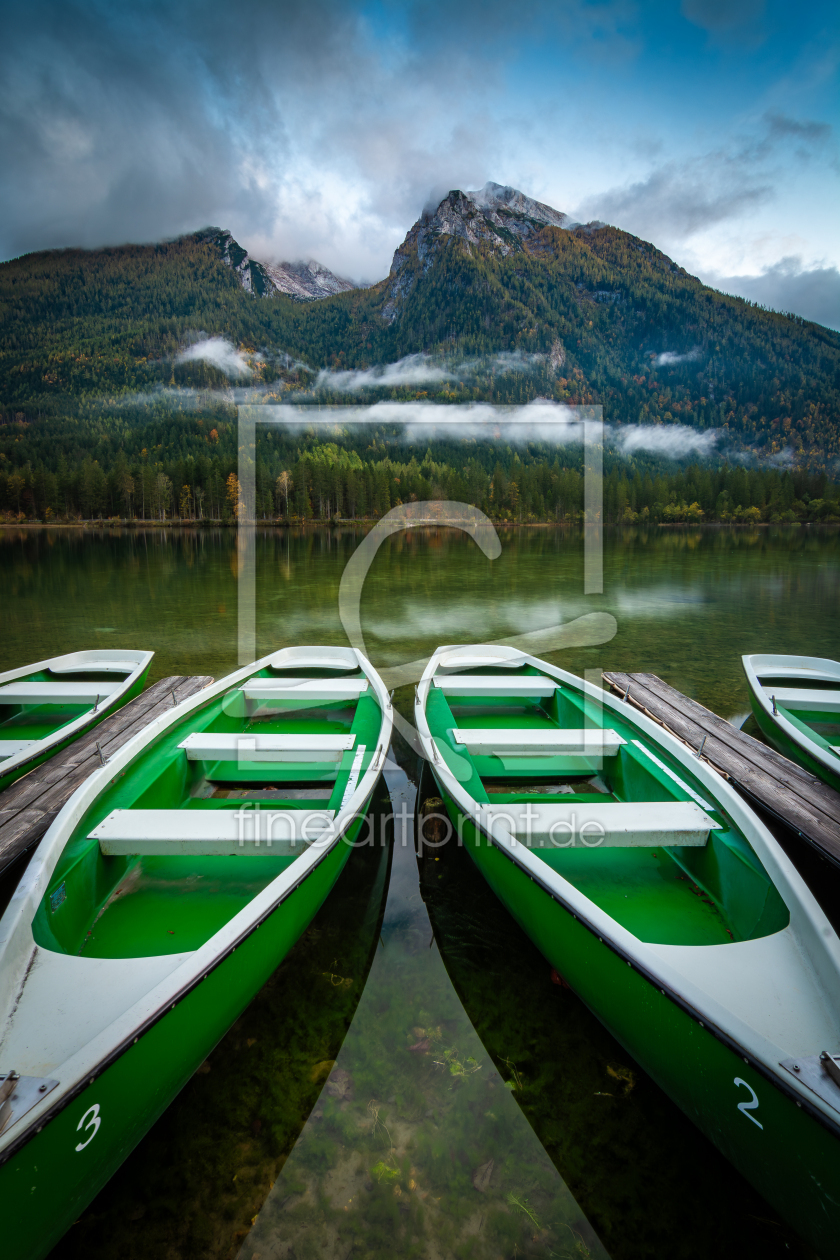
[415, 643, 840, 1136]
[461, 810, 840, 1142]
[0, 649, 155, 781]
[743, 652, 840, 783]
[0, 645, 392, 1163]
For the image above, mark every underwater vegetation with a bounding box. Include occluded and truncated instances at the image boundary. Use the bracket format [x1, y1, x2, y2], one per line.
[48, 786, 393, 1260]
[239, 761, 603, 1260]
[44, 745, 822, 1260]
[416, 771, 816, 1260]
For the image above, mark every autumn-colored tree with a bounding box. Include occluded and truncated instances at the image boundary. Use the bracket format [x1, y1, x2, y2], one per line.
[275, 470, 292, 518]
[226, 472, 244, 519]
[179, 484, 193, 519]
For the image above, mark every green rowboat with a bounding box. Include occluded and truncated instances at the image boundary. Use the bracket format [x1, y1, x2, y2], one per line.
[743, 652, 840, 794]
[0, 645, 392, 1260]
[415, 643, 840, 1259]
[0, 649, 154, 794]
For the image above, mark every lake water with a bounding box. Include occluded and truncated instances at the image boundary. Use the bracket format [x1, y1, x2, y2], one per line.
[2, 523, 837, 1260]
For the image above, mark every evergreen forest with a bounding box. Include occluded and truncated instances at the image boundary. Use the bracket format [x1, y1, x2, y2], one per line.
[1, 216, 839, 525]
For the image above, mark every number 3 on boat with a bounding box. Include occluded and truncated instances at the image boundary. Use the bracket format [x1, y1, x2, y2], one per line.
[416, 643, 840, 1260]
[0, 645, 392, 1260]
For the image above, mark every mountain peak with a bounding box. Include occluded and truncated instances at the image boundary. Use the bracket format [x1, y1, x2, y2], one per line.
[261, 258, 356, 301]
[384, 183, 584, 321]
[197, 228, 355, 301]
[466, 182, 577, 230]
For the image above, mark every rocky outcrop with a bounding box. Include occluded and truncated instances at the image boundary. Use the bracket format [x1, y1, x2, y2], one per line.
[262, 258, 356, 300]
[382, 183, 585, 323]
[196, 228, 355, 301]
[467, 181, 577, 230]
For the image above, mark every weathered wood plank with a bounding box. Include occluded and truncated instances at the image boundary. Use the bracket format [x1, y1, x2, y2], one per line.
[603, 671, 840, 866]
[60, 676, 198, 762]
[0, 675, 213, 874]
[0, 810, 55, 870]
[626, 672, 834, 797]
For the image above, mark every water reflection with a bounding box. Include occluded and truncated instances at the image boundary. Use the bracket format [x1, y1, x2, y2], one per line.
[239, 759, 607, 1260]
[414, 762, 814, 1260]
[1, 527, 837, 728]
[49, 804, 393, 1260]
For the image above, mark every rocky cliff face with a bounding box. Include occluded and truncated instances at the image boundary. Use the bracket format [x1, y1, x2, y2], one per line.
[383, 182, 596, 322]
[196, 228, 355, 301]
[261, 258, 356, 300]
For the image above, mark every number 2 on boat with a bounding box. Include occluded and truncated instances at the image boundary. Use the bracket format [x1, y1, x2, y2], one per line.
[733, 1078, 763, 1129]
[74, 1104, 101, 1151]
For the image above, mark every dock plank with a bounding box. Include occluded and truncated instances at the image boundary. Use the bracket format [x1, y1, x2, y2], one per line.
[603, 671, 840, 867]
[0, 675, 213, 875]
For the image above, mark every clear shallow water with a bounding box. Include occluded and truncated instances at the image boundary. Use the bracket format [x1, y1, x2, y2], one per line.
[2, 524, 837, 720]
[239, 764, 608, 1260]
[2, 524, 835, 1259]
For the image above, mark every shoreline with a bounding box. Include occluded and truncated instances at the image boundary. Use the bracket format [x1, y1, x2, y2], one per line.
[0, 519, 835, 532]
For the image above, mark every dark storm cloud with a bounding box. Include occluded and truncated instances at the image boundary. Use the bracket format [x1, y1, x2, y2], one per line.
[710, 258, 840, 331]
[681, 0, 765, 30]
[680, 0, 768, 46]
[576, 159, 772, 242]
[577, 111, 835, 246]
[0, 0, 357, 256]
[765, 114, 832, 143]
[0, 0, 632, 268]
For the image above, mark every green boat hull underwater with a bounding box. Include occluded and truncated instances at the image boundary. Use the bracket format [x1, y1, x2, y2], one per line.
[743, 652, 840, 794]
[0, 649, 154, 793]
[0, 646, 392, 1260]
[416, 644, 840, 1258]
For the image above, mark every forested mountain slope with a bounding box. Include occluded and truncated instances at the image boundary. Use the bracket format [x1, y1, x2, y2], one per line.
[1, 186, 838, 457]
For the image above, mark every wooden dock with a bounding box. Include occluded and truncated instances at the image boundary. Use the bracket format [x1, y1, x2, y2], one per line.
[602, 671, 840, 868]
[0, 675, 213, 877]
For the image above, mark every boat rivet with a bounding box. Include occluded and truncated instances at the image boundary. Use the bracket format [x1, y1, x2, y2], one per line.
[793, 1063, 801, 1072]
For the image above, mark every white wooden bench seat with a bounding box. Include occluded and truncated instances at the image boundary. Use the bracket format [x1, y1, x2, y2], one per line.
[0, 739, 39, 760]
[48, 661, 137, 675]
[454, 728, 625, 755]
[0, 681, 121, 705]
[484, 800, 720, 848]
[762, 687, 840, 712]
[242, 678, 368, 702]
[178, 733, 356, 762]
[91, 808, 336, 855]
[435, 675, 559, 698]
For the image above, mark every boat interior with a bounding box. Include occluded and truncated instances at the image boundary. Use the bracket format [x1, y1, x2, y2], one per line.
[0, 652, 142, 764]
[753, 658, 840, 757]
[33, 656, 383, 961]
[426, 660, 791, 948]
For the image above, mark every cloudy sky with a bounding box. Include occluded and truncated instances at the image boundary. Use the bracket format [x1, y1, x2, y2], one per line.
[1, 0, 838, 327]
